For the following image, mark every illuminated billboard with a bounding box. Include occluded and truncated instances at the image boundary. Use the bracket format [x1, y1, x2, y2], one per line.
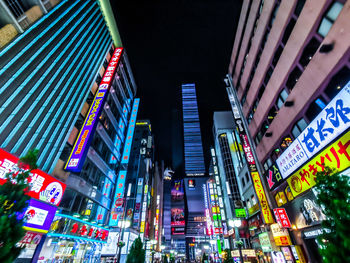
[171, 180, 184, 201]
[277, 82, 350, 179]
[65, 48, 123, 172]
[121, 98, 140, 164]
[171, 208, 185, 226]
[109, 170, 127, 226]
[0, 149, 66, 206]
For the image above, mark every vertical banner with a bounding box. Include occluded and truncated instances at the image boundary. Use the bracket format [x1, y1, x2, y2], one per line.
[109, 170, 127, 226]
[65, 48, 124, 172]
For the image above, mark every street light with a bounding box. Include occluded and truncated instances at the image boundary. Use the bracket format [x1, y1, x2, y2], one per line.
[228, 218, 244, 263]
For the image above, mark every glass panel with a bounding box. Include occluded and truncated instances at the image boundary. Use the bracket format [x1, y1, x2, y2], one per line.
[318, 18, 333, 37]
[297, 118, 308, 132]
[327, 2, 343, 21]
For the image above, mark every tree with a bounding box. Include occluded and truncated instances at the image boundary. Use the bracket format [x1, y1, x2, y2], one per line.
[222, 248, 233, 263]
[126, 237, 146, 263]
[202, 252, 208, 263]
[314, 166, 350, 263]
[0, 149, 38, 263]
[163, 254, 169, 263]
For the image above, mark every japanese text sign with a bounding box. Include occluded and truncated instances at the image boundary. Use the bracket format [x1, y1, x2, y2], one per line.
[287, 130, 350, 197]
[65, 47, 124, 172]
[121, 98, 140, 164]
[258, 232, 272, 252]
[109, 170, 127, 226]
[277, 83, 350, 179]
[251, 172, 274, 224]
[0, 149, 66, 206]
[273, 208, 291, 228]
[18, 231, 43, 245]
[20, 199, 57, 233]
[266, 164, 282, 190]
[270, 223, 292, 246]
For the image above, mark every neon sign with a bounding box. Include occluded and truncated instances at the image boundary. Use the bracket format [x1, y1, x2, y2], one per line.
[109, 170, 127, 226]
[65, 47, 124, 172]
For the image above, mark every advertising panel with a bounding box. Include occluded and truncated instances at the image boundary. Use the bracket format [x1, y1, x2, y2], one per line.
[49, 214, 109, 242]
[283, 190, 326, 229]
[65, 48, 124, 172]
[270, 223, 292, 246]
[18, 231, 43, 245]
[231, 249, 256, 257]
[109, 170, 127, 226]
[20, 199, 57, 233]
[258, 232, 272, 252]
[171, 208, 185, 226]
[277, 82, 350, 179]
[273, 208, 291, 228]
[287, 130, 350, 197]
[0, 149, 66, 206]
[265, 164, 283, 190]
[121, 98, 140, 164]
[171, 180, 184, 201]
[251, 172, 274, 224]
[101, 232, 119, 255]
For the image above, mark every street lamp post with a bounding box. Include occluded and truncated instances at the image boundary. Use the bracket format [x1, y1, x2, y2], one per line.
[116, 219, 131, 262]
[228, 219, 244, 263]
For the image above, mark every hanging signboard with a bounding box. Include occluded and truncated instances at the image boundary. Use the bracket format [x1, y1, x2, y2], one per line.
[0, 149, 66, 206]
[258, 232, 272, 252]
[270, 223, 292, 246]
[277, 82, 350, 179]
[265, 164, 283, 190]
[273, 208, 291, 228]
[65, 47, 124, 172]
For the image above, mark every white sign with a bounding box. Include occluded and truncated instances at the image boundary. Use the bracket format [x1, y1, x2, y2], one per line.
[101, 232, 119, 255]
[271, 251, 286, 263]
[231, 249, 256, 257]
[277, 83, 350, 179]
[25, 206, 48, 226]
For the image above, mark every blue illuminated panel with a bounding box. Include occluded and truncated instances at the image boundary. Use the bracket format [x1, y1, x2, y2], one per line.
[109, 170, 127, 226]
[182, 84, 205, 176]
[121, 98, 140, 164]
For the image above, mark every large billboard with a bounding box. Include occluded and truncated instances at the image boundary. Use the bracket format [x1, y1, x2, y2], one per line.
[0, 149, 66, 206]
[65, 48, 124, 172]
[277, 82, 350, 179]
[171, 180, 184, 201]
[171, 208, 185, 226]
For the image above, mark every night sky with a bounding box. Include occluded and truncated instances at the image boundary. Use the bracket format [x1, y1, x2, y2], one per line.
[111, 0, 242, 169]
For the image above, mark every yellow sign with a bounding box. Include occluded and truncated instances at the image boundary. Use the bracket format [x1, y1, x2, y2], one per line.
[248, 203, 259, 216]
[251, 172, 274, 224]
[294, 245, 307, 263]
[287, 130, 350, 197]
[140, 221, 145, 233]
[270, 223, 292, 246]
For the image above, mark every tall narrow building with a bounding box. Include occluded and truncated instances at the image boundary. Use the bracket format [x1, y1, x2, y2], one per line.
[182, 84, 206, 177]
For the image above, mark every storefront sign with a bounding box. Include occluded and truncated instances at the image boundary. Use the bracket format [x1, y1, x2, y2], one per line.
[121, 99, 140, 164]
[251, 172, 274, 224]
[281, 247, 293, 261]
[266, 164, 283, 190]
[18, 231, 43, 245]
[65, 48, 124, 172]
[258, 232, 272, 252]
[231, 249, 256, 257]
[21, 199, 57, 233]
[277, 83, 350, 179]
[303, 227, 329, 239]
[271, 251, 286, 263]
[101, 232, 119, 255]
[287, 130, 350, 197]
[291, 245, 307, 263]
[0, 149, 66, 206]
[109, 170, 127, 226]
[270, 223, 292, 246]
[273, 208, 291, 228]
[235, 208, 247, 218]
[248, 203, 260, 216]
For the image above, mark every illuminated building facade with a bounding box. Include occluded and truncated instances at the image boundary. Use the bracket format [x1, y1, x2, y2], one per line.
[0, 0, 138, 262]
[227, 0, 350, 261]
[182, 83, 206, 177]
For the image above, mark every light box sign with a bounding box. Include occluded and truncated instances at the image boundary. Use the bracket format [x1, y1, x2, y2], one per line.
[287, 130, 350, 198]
[270, 223, 292, 246]
[109, 170, 127, 226]
[277, 82, 350, 179]
[0, 149, 66, 206]
[20, 199, 57, 233]
[121, 98, 140, 164]
[273, 208, 291, 228]
[258, 232, 272, 252]
[65, 47, 124, 172]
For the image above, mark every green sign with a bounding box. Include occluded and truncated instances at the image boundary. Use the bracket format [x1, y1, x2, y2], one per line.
[235, 208, 246, 218]
[258, 232, 272, 252]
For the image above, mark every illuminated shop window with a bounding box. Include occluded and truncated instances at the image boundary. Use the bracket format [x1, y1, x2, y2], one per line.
[318, 2, 344, 37]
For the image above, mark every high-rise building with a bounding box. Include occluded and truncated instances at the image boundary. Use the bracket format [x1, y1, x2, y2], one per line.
[182, 84, 205, 177]
[227, 0, 350, 261]
[0, 1, 139, 262]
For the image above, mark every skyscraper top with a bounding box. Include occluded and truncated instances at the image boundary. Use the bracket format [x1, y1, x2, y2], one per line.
[182, 84, 205, 176]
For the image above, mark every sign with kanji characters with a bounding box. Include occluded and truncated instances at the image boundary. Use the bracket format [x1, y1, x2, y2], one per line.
[109, 170, 127, 226]
[258, 232, 272, 252]
[287, 130, 350, 197]
[121, 99, 140, 164]
[18, 231, 43, 245]
[0, 149, 66, 206]
[270, 223, 292, 246]
[277, 83, 350, 179]
[235, 208, 247, 218]
[251, 172, 274, 224]
[65, 47, 124, 172]
[266, 164, 283, 190]
[273, 208, 291, 228]
[20, 199, 57, 233]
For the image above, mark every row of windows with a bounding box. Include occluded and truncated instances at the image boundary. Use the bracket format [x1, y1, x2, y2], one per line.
[241, 172, 250, 188]
[253, 1, 344, 146]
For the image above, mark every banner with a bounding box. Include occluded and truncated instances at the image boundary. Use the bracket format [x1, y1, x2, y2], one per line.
[287, 130, 350, 197]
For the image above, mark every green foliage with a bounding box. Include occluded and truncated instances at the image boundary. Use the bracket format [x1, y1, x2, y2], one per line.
[202, 252, 208, 262]
[126, 237, 146, 263]
[0, 149, 38, 263]
[314, 166, 350, 263]
[163, 254, 169, 263]
[223, 248, 233, 263]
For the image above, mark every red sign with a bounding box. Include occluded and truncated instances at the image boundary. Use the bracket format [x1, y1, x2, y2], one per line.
[0, 149, 66, 206]
[115, 198, 124, 207]
[19, 231, 43, 245]
[273, 208, 291, 228]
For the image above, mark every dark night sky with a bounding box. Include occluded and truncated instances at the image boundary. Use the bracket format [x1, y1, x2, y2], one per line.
[111, 0, 242, 169]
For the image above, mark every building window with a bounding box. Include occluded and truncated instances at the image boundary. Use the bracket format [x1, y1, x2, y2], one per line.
[272, 45, 283, 67]
[267, 106, 278, 124]
[245, 172, 250, 183]
[263, 157, 273, 171]
[281, 18, 296, 45]
[318, 2, 344, 37]
[294, 0, 306, 17]
[276, 89, 289, 109]
[292, 118, 308, 138]
[241, 177, 246, 188]
[305, 96, 327, 122]
[286, 66, 302, 91]
[251, 195, 257, 205]
[299, 37, 321, 68]
[324, 66, 350, 100]
[263, 66, 273, 86]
